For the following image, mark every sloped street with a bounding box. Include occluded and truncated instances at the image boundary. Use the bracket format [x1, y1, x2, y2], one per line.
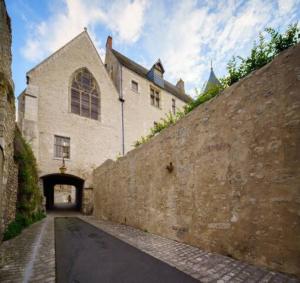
[0, 214, 299, 283]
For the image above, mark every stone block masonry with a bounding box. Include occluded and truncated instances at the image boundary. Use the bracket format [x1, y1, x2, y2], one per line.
[0, 0, 18, 239]
[93, 43, 300, 277]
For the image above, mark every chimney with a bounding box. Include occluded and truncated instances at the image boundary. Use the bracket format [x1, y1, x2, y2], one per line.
[106, 36, 112, 49]
[176, 78, 185, 93]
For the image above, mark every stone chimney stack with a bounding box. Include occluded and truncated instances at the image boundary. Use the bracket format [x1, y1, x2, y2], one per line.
[106, 36, 112, 49]
[176, 78, 185, 94]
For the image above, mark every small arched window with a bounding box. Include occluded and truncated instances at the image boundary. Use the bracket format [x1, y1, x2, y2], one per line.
[70, 68, 100, 120]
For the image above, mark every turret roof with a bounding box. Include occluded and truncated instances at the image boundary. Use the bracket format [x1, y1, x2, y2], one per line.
[203, 66, 221, 93]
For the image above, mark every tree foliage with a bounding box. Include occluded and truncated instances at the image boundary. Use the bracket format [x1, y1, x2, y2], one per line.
[14, 127, 43, 216]
[133, 23, 299, 148]
[223, 23, 299, 86]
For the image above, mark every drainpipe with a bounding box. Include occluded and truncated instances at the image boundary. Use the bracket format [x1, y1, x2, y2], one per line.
[119, 65, 125, 155]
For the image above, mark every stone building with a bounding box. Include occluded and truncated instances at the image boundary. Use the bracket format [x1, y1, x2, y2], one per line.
[0, 0, 18, 237]
[105, 36, 191, 153]
[18, 30, 191, 211]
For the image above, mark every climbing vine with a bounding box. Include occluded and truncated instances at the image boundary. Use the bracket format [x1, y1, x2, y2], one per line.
[3, 127, 45, 241]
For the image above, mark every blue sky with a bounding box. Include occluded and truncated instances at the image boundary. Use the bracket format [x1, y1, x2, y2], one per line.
[6, 0, 300, 97]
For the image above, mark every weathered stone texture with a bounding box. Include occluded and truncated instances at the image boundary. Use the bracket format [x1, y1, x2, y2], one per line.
[93, 44, 300, 277]
[2, 101, 17, 229]
[82, 188, 93, 215]
[0, 0, 18, 239]
[0, 0, 12, 88]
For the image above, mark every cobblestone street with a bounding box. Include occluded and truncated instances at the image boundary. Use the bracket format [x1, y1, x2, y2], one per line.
[0, 214, 299, 282]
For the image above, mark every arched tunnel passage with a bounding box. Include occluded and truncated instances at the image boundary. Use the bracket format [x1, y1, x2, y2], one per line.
[41, 173, 84, 211]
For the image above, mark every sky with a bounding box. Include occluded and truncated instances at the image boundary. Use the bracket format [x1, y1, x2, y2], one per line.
[6, 0, 300, 97]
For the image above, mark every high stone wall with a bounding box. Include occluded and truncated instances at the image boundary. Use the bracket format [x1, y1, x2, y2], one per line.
[93, 43, 300, 277]
[0, 0, 18, 239]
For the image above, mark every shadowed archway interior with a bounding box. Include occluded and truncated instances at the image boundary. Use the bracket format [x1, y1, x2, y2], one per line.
[41, 173, 84, 211]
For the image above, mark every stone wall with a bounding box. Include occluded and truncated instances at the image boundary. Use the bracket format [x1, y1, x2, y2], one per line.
[2, 101, 17, 229]
[0, 0, 18, 239]
[82, 187, 93, 215]
[93, 44, 300, 277]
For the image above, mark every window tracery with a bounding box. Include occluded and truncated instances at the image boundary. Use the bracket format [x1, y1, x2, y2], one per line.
[71, 68, 100, 120]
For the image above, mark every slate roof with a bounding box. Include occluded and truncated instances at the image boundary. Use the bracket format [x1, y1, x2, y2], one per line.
[203, 67, 222, 93]
[111, 49, 192, 103]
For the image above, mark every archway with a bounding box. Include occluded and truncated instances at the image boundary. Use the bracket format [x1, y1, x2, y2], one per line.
[41, 173, 84, 211]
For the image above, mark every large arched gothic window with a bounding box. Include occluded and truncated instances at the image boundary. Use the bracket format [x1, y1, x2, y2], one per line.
[70, 68, 100, 120]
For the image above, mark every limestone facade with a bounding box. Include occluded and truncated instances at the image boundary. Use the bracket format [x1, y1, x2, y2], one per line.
[105, 41, 189, 152]
[18, 31, 189, 193]
[18, 32, 122, 185]
[93, 44, 300, 277]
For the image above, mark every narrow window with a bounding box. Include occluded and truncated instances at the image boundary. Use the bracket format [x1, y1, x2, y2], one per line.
[71, 68, 100, 120]
[155, 91, 160, 108]
[110, 66, 113, 78]
[150, 88, 155, 105]
[131, 80, 138, 93]
[172, 98, 176, 114]
[54, 136, 70, 159]
[150, 87, 160, 108]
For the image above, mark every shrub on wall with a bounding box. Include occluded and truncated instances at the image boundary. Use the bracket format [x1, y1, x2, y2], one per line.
[222, 23, 299, 86]
[3, 127, 45, 241]
[133, 23, 299, 148]
[134, 85, 224, 148]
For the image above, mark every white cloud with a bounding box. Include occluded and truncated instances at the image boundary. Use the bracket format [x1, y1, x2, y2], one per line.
[103, 0, 149, 43]
[277, 0, 297, 15]
[141, 0, 300, 96]
[22, 0, 148, 62]
[21, 0, 300, 96]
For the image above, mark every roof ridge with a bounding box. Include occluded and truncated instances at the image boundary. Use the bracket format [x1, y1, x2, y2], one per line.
[27, 30, 88, 75]
[111, 48, 149, 73]
[111, 48, 192, 103]
[111, 48, 190, 97]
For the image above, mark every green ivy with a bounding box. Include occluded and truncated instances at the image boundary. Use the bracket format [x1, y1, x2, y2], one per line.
[184, 84, 224, 114]
[3, 127, 44, 241]
[14, 127, 43, 217]
[3, 211, 45, 241]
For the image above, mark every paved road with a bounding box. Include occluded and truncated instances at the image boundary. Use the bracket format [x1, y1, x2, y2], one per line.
[0, 214, 298, 282]
[55, 217, 199, 283]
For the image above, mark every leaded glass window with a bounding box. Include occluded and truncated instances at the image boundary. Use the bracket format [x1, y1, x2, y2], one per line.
[71, 68, 100, 120]
[150, 87, 160, 108]
[54, 136, 70, 158]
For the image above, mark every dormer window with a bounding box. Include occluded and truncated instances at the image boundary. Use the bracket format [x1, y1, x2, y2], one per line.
[147, 59, 165, 88]
[131, 80, 138, 93]
[153, 64, 163, 78]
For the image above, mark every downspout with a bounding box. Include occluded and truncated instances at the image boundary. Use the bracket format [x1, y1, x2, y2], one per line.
[119, 65, 125, 155]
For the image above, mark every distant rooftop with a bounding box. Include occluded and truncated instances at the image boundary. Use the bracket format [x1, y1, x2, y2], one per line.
[203, 64, 222, 93]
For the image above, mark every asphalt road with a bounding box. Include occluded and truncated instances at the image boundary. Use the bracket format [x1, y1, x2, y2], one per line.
[55, 217, 199, 283]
